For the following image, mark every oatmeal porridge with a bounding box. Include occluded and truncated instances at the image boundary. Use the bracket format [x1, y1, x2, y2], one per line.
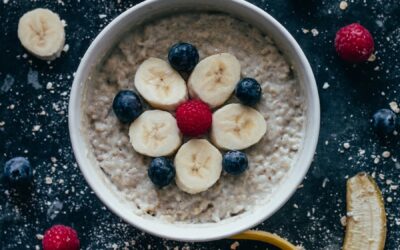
[82, 13, 305, 223]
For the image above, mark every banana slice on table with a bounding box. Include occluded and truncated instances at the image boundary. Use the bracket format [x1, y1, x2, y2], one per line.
[188, 53, 241, 108]
[211, 103, 267, 150]
[129, 110, 182, 157]
[135, 58, 188, 111]
[343, 172, 386, 250]
[175, 139, 222, 194]
[18, 8, 65, 60]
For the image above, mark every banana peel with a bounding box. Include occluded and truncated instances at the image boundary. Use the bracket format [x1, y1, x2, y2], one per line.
[343, 172, 387, 250]
[230, 230, 299, 250]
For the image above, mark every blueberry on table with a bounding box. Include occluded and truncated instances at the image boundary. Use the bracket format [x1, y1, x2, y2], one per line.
[148, 157, 175, 188]
[168, 42, 199, 72]
[372, 109, 397, 136]
[3, 157, 33, 185]
[222, 151, 248, 175]
[112, 90, 143, 123]
[235, 78, 262, 106]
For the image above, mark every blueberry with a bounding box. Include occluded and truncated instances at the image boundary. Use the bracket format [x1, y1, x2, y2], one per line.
[372, 109, 397, 135]
[112, 90, 143, 123]
[3, 157, 33, 185]
[148, 157, 175, 188]
[222, 151, 248, 175]
[235, 78, 262, 106]
[168, 42, 199, 72]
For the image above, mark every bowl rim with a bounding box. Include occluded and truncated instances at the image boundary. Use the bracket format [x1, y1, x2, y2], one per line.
[68, 0, 320, 242]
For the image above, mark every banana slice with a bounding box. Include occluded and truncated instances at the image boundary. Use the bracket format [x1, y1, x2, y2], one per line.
[188, 53, 241, 108]
[174, 139, 222, 194]
[211, 103, 267, 150]
[134, 58, 188, 111]
[129, 110, 182, 157]
[343, 172, 386, 250]
[18, 8, 65, 60]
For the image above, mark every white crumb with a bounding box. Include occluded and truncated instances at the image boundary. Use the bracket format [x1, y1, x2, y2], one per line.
[382, 151, 391, 158]
[63, 44, 70, 52]
[389, 101, 400, 113]
[45, 177, 53, 184]
[322, 82, 330, 89]
[368, 53, 376, 62]
[343, 142, 350, 149]
[99, 14, 107, 19]
[339, 1, 348, 10]
[340, 216, 347, 226]
[230, 241, 240, 250]
[311, 28, 319, 36]
[32, 125, 41, 132]
[302, 28, 310, 34]
[36, 234, 43, 240]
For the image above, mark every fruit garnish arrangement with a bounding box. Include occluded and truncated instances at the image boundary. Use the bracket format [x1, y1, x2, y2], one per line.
[112, 42, 266, 194]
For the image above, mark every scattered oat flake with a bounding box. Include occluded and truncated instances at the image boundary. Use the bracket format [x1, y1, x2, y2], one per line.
[339, 1, 348, 10]
[374, 158, 380, 164]
[45, 177, 53, 184]
[389, 101, 400, 113]
[302, 28, 310, 34]
[387, 197, 393, 203]
[340, 216, 347, 226]
[32, 125, 41, 132]
[230, 241, 240, 250]
[322, 82, 330, 89]
[99, 14, 107, 19]
[368, 53, 376, 62]
[293, 204, 299, 209]
[343, 142, 350, 149]
[63, 44, 70, 52]
[0, 121, 5, 126]
[390, 185, 398, 190]
[36, 234, 43, 240]
[378, 174, 385, 180]
[46, 82, 53, 90]
[311, 28, 319, 36]
[382, 151, 391, 158]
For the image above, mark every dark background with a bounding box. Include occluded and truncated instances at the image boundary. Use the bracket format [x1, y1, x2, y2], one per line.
[1, 0, 400, 249]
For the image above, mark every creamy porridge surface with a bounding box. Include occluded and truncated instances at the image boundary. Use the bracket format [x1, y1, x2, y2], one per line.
[83, 13, 305, 223]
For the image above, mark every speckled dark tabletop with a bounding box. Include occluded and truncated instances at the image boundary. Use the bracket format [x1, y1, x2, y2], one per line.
[1, 0, 400, 249]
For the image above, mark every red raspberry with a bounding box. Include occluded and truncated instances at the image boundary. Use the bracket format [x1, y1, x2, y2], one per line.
[335, 23, 374, 63]
[42, 225, 80, 250]
[176, 100, 212, 137]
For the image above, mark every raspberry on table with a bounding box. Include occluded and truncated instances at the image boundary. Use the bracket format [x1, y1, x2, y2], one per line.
[42, 225, 80, 250]
[176, 100, 212, 137]
[334, 23, 374, 63]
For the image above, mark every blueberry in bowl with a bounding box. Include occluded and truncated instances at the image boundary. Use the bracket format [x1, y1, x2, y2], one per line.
[148, 157, 175, 188]
[168, 42, 199, 73]
[235, 78, 262, 106]
[112, 90, 143, 123]
[222, 151, 248, 175]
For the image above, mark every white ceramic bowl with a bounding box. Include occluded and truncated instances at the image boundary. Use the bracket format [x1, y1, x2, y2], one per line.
[69, 0, 320, 242]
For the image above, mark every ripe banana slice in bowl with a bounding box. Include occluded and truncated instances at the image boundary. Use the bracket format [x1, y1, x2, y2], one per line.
[211, 103, 267, 150]
[129, 110, 182, 157]
[343, 172, 386, 250]
[175, 139, 222, 194]
[18, 8, 65, 60]
[135, 57, 188, 111]
[188, 53, 241, 108]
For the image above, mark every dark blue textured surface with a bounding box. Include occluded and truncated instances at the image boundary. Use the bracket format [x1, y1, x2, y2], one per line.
[1, 0, 399, 249]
